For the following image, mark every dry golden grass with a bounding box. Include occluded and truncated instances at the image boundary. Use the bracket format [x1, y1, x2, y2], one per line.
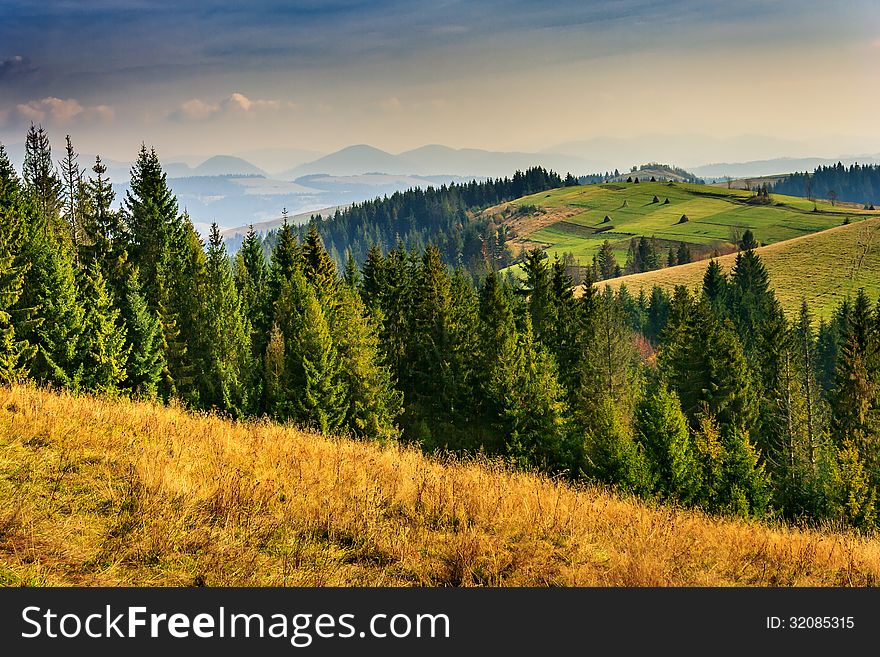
[2, 384, 880, 587]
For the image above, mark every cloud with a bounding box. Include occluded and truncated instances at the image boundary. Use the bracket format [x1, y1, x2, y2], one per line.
[170, 92, 293, 121]
[14, 97, 114, 124]
[0, 54, 37, 79]
[378, 96, 401, 112]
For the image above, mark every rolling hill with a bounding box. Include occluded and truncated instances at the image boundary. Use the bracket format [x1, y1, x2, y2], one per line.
[596, 214, 880, 319]
[497, 181, 877, 274]
[3, 384, 880, 587]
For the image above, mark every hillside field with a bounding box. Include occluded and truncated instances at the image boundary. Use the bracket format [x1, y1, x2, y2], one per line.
[2, 385, 880, 587]
[496, 181, 876, 267]
[597, 215, 880, 319]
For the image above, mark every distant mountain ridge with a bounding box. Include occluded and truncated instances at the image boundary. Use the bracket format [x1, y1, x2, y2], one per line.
[691, 155, 880, 180]
[280, 144, 593, 179]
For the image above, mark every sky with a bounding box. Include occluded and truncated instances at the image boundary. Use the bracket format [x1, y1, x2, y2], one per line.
[1, 0, 879, 167]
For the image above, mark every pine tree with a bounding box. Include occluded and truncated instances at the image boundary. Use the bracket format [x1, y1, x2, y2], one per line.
[77, 260, 129, 394]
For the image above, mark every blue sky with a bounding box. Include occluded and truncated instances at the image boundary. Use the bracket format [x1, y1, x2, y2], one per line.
[1, 0, 878, 162]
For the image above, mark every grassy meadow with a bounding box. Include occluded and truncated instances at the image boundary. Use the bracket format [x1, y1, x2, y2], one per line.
[598, 215, 880, 318]
[500, 181, 875, 267]
[3, 384, 880, 587]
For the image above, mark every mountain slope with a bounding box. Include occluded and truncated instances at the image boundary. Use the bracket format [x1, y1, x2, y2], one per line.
[192, 155, 267, 177]
[3, 384, 880, 586]
[598, 215, 880, 318]
[282, 144, 416, 178]
[499, 181, 873, 270]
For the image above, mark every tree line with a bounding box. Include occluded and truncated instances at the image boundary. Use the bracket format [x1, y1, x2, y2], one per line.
[268, 166, 577, 279]
[773, 162, 880, 207]
[0, 127, 877, 530]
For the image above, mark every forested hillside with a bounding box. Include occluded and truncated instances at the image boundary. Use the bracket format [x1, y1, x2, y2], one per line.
[1, 127, 880, 533]
[267, 167, 579, 275]
[773, 163, 880, 206]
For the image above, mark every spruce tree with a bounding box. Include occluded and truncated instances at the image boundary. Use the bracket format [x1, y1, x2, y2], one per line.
[342, 250, 361, 289]
[829, 289, 878, 460]
[79, 156, 128, 298]
[77, 260, 129, 394]
[198, 224, 253, 415]
[330, 285, 402, 441]
[406, 245, 456, 437]
[721, 426, 771, 518]
[291, 285, 346, 433]
[302, 223, 338, 300]
[582, 398, 651, 495]
[59, 135, 84, 256]
[520, 247, 555, 346]
[581, 286, 639, 425]
[270, 270, 346, 433]
[596, 240, 619, 280]
[501, 315, 572, 471]
[635, 381, 700, 502]
[22, 123, 62, 232]
[233, 225, 269, 360]
[123, 144, 179, 312]
[16, 223, 84, 387]
[0, 195, 35, 383]
[701, 259, 728, 317]
[120, 268, 164, 399]
[360, 244, 385, 310]
[165, 213, 206, 403]
[266, 218, 302, 310]
[659, 291, 754, 432]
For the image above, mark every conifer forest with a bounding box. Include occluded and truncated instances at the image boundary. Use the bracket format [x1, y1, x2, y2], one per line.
[2, 126, 879, 532]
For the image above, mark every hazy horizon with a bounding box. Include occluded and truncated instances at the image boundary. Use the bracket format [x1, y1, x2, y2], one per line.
[1, 0, 879, 168]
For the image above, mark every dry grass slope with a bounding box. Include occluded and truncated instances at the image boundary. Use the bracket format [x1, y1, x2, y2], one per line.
[595, 215, 880, 318]
[2, 385, 880, 587]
